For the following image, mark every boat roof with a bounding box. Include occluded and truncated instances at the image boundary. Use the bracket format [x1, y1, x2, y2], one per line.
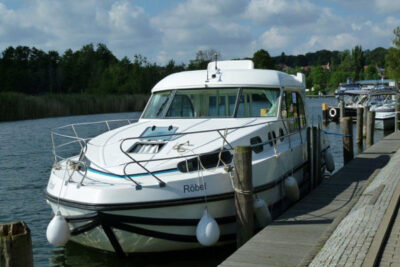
[152, 60, 305, 92]
[336, 88, 398, 96]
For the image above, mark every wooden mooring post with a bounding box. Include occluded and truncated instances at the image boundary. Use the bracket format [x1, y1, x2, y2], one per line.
[307, 127, 313, 190]
[341, 117, 353, 165]
[366, 111, 375, 148]
[0, 221, 33, 267]
[363, 106, 370, 138]
[356, 107, 363, 146]
[339, 100, 345, 120]
[233, 146, 254, 248]
[395, 104, 400, 132]
[322, 103, 329, 124]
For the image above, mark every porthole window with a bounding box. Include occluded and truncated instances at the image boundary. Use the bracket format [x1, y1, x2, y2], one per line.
[250, 136, 263, 153]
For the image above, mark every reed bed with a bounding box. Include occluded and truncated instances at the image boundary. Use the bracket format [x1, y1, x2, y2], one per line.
[0, 92, 149, 122]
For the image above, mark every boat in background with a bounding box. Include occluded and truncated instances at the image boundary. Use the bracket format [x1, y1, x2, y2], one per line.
[329, 80, 399, 130]
[45, 60, 332, 255]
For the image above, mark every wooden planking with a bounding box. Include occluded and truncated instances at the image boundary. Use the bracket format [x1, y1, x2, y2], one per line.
[219, 131, 400, 267]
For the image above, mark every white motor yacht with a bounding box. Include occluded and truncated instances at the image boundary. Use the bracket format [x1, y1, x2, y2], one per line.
[45, 60, 332, 255]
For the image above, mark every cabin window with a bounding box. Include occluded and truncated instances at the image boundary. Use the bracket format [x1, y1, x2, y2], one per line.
[142, 91, 173, 119]
[236, 88, 280, 117]
[166, 88, 237, 118]
[281, 91, 306, 132]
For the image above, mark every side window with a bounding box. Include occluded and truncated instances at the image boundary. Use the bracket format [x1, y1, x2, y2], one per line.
[296, 93, 307, 128]
[166, 95, 194, 117]
[237, 89, 280, 117]
[281, 91, 299, 133]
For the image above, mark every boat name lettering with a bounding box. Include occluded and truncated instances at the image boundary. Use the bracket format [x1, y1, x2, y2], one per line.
[183, 183, 207, 193]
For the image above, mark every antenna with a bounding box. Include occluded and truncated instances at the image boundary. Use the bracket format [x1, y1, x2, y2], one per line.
[214, 53, 218, 70]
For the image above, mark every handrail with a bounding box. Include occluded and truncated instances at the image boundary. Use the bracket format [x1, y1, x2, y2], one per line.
[51, 117, 305, 188]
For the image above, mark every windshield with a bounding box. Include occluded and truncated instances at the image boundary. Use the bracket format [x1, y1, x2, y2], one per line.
[142, 88, 280, 119]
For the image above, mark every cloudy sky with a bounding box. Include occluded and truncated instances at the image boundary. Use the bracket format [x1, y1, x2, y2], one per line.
[0, 0, 399, 64]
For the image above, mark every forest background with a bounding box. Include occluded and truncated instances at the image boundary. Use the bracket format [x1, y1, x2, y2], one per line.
[1, 27, 399, 121]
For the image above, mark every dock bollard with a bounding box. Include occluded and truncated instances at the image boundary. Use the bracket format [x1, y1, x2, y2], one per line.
[233, 146, 254, 248]
[366, 111, 375, 148]
[340, 117, 353, 165]
[0, 222, 33, 267]
[356, 107, 363, 146]
[395, 104, 400, 132]
[363, 106, 369, 138]
[322, 103, 329, 123]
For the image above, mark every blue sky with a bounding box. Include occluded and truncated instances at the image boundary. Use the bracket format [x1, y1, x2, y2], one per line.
[0, 0, 399, 64]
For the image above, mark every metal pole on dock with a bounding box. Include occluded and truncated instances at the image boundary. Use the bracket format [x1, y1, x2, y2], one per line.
[341, 117, 353, 165]
[395, 104, 400, 132]
[356, 107, 363, 146]
[363, 106, 369, 138]
[339, 100, 345, 120]
[233, 146, 254, 248]
[366, 111, 375, 148]
[0, 221, 33, 267]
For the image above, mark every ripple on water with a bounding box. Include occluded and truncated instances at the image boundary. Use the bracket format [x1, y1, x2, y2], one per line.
[0, 108, 391, 266]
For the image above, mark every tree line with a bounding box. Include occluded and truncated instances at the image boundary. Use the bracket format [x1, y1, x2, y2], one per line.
[0, 27, 399, 96]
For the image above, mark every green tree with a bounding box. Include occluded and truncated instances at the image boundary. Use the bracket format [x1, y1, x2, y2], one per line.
[188, 49, 220, 70]
[386, 27, 400, 85]
[252, 49, 275, 69]
[352, 45, 365, 81]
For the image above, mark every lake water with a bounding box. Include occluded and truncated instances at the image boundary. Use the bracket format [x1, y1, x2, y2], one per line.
[0, 98, 391, 266]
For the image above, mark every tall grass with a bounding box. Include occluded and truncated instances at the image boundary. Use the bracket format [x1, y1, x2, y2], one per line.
[0, 92, 149, 122]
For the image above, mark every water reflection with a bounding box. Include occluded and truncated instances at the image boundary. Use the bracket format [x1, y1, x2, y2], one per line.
[49, 242, 236, 267]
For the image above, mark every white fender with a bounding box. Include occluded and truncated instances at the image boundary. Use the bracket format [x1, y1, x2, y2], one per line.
[325, 151, 335, 172]
[329, 108, 337, 118]
[253, 197, 272, 228]
[196, 209, 220, 246]
[284, 176, 300, 202]
[46, 212, 70, 247]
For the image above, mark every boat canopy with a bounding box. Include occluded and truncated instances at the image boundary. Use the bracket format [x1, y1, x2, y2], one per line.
[152, 60, 305, 92]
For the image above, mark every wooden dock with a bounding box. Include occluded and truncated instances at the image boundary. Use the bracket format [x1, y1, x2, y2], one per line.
[220, 131, 400, 267]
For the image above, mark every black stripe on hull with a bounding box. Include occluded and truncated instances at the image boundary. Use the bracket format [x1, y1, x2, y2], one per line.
[46, 160, 310, 211]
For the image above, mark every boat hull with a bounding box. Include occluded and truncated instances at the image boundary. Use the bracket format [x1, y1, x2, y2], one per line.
[46, 163, 309, 254]
[375, 117, 394, 130]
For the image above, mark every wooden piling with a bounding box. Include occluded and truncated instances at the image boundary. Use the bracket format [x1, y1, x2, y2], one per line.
[363, 106, 369, 138]
[341, 117, 353, 165]
[316, 126, 322, 185]
[233, 146, 254, 247]
[322, 103, 329, 123]
[366, 111, 375, 148]
[356, 107, 363, 146]
[395, 104, 400, 132]
[306, 127, 312, 190]
[339, 100, 345, 120]
[0, 221, 33, 267]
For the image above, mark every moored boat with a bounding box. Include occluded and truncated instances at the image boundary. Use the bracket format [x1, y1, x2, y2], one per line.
[45, 60, 332, 255]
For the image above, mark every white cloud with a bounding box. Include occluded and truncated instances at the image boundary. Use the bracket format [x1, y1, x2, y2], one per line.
[375, 0, 400, 14]
[0, 0, 397, 63]
[245, 0, 319, 26]
[151, 0, 251, 62]
[257, 27, 290, 50]
[306, 34, 359, 51]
